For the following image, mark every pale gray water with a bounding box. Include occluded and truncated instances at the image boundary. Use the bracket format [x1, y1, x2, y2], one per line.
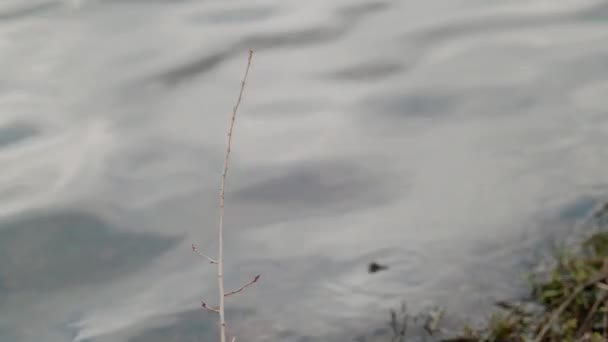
[1, 0, 608, 341]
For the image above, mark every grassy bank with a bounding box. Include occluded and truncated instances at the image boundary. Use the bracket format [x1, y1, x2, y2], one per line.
[454, 231, 608, 341]
[385, 203, 608, 342]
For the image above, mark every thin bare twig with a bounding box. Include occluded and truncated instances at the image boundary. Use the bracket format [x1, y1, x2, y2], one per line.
[202, 301, 220, 314]
[216, 49, 254, 342]
[192, 244, 217, 264]
[225, 275, 261, 297]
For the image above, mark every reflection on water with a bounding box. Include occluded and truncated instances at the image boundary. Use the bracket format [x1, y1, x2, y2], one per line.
[0, 121, 39, 148]
[1, 0, 608, 341]
[0, 210, 178, 296]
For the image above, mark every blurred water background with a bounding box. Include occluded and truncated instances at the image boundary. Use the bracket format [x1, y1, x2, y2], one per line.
[2, 0, 608, 341]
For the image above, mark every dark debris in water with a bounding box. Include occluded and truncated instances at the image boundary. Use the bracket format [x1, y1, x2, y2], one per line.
[368, 261, 389, 274]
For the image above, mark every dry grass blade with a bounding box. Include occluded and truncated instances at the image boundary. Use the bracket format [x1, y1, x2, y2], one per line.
[577, 285, 608, 337]
[389, 309, 399, 336]
[534, 269, 608, 342]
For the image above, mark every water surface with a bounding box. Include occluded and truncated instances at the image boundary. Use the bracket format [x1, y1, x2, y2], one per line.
[1, 0, 608, 341]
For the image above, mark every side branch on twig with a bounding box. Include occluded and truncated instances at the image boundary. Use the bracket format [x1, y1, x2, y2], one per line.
[192, 244, 218, 264]
[225, 275, 261, 297]
[202, 301, 220, 313]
